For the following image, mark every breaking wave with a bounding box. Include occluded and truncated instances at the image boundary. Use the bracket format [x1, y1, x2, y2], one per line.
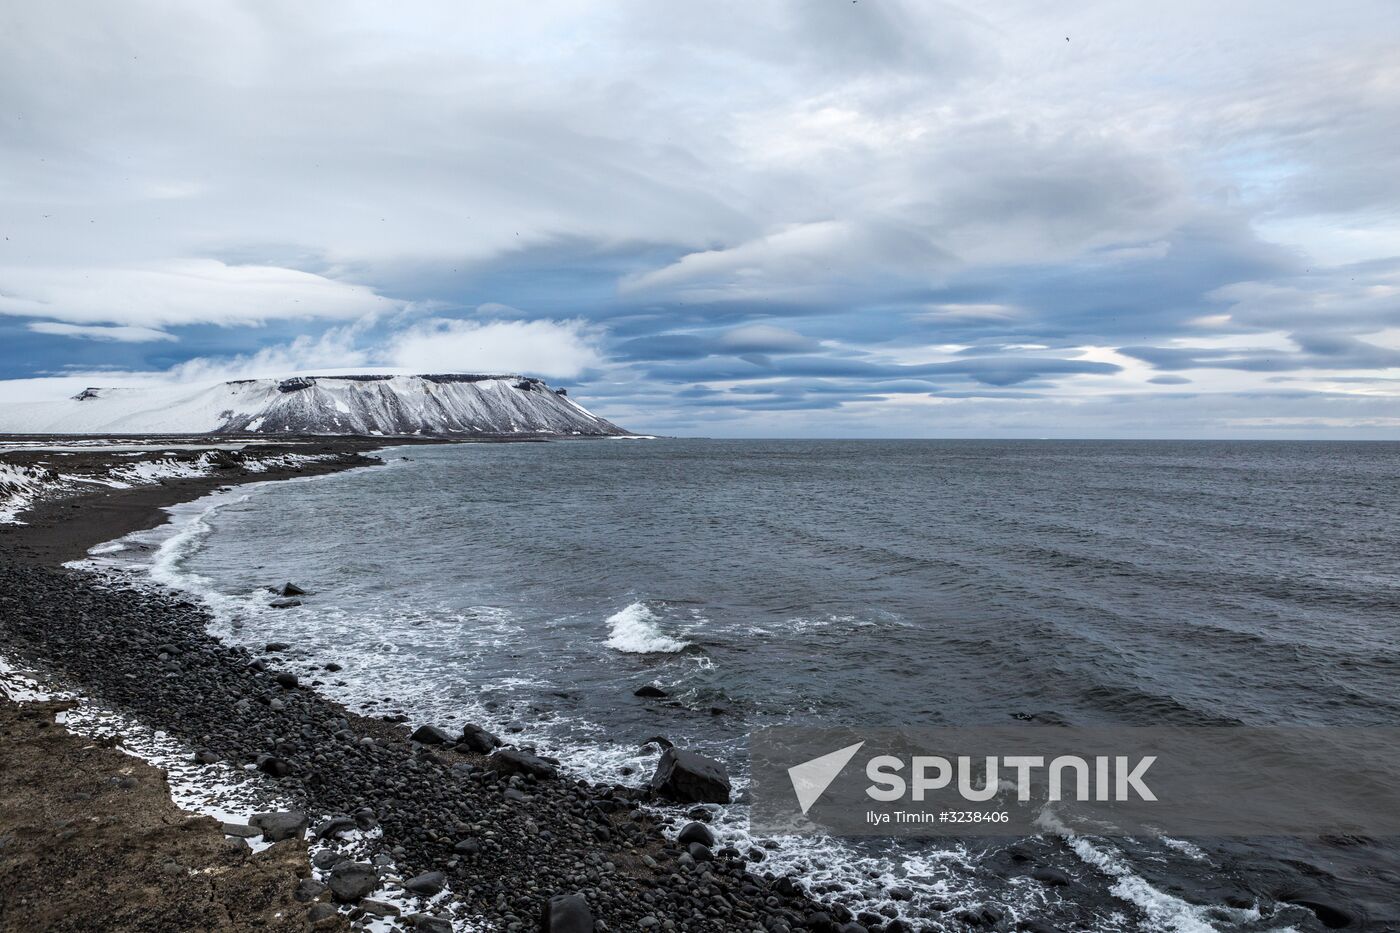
[605, 601, 690, 653]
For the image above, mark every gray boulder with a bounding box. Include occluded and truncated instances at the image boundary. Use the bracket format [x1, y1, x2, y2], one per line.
[249, 810, 307, 841]
[328, 860, 378, 902]
[404, 870, 447, 895]
[542, 893, 594, 932]
[676, 821, 715, 847]
[410, 724, 456, 745]
[459, 723, 502, 753]
[650, 748, 731, 803]
[491, 747, 557, 779]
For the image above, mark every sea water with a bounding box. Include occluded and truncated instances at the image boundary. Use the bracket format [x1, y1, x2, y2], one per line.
[88, 439, 1400, 930]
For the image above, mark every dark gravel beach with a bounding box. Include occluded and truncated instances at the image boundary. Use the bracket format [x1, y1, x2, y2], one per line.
[0, 441, 879, 933]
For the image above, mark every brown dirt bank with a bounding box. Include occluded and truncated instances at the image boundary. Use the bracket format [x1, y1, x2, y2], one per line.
[0, 697, 344, 933]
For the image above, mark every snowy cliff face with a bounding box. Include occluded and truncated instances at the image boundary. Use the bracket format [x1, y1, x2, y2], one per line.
[0, 375, 629, 436]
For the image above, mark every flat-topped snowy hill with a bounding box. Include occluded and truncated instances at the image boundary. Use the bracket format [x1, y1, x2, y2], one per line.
[0, 374, 629, 437]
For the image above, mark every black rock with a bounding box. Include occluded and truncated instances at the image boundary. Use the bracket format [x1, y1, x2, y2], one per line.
[275, 672, 299, 689]
[633, 684, 668, 698]
[410, 916, 453, 933]
[315, 816, 357, 839]
[277, 582, 307, 596]
[268, 597, 301, 609]
[542, 893, 595, 932]
[687, 841, 714, 862]
[676, 821, 715, 847]
[650, 747, 732, 803]
[410, 724, 456, 745]
[403, 870, 447, 895]
[324, 662, 342, 672]
[1031, 866, 1071, 887]
[312, 850, 344, 870]
[957, 905, 1003, 927]
[250, 810, 307, 842]
[361, 899, 400, 918]
[641, 735, 674, 750]
[264, 642, 291, 652]
[308, 903, 337, 922]
[453, 838, 481, 856]
[459, 723, 502, 753]
[492, 747, 557, 779]
[256, 754, 291, 777]
[328, 860, 378, 903]
[294, 878, 327, 902]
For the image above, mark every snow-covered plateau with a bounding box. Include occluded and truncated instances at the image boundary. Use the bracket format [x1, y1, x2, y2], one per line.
[0, 374, 628, 437]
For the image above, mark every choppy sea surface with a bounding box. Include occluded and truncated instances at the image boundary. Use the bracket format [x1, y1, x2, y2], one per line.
[92, 439, 1400, 931]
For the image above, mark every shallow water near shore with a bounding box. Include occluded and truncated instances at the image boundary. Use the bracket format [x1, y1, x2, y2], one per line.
[86, 439, 1400, 930]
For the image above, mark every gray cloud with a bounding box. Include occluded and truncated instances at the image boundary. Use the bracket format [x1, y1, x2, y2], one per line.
[1121, 333, 1400, 373]
[1, 1, 1398, 434]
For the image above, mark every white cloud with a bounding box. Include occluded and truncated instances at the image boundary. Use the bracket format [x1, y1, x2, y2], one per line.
[0, 316, 603, 402]
[0, 260, 397, 328]
[2, 1, 1400, 435]
[386, 319, 603, 379]
[717, 324, 818, 353]
[26, 321, 176, 342]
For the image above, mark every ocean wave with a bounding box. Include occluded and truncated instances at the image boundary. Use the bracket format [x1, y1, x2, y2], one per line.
[605, 601, 690, 653]
[1037, 811, 1263, 932]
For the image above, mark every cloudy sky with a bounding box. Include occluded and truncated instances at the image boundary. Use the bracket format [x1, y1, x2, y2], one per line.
[2, 1, 1399, 437]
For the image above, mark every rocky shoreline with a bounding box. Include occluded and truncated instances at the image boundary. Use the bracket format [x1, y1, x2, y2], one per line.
[0, 441, 912, 933]
[0, 562, 892, 933]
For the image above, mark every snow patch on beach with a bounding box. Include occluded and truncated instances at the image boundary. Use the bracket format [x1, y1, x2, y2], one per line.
[0, 462, 59, 523]
[0, 652, 286, 851]
[1, 449, 336, 525]
[0, 654, 62, 702]
[307, 823, 480, 932]
[109, 450, 328, 484]
[605, 601, 691, 653]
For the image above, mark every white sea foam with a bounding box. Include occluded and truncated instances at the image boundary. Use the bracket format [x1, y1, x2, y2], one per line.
[605, 601, 690, 653]
[1158, 835, 1210, 861]
[1037, 811, 1262, 932]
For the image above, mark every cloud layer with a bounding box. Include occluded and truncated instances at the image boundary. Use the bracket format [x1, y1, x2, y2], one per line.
[2, 1, 1398, 436]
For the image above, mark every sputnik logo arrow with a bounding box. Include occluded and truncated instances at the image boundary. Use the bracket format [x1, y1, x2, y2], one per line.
[788, 741, 865, 815]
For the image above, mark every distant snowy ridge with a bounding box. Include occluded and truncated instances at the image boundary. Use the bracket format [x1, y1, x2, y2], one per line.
[0, 374, 629, 437]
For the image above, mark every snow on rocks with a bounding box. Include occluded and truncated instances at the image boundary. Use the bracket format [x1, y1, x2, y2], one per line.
[0, 448, 339, 524]
[0, 462, 60, 524]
